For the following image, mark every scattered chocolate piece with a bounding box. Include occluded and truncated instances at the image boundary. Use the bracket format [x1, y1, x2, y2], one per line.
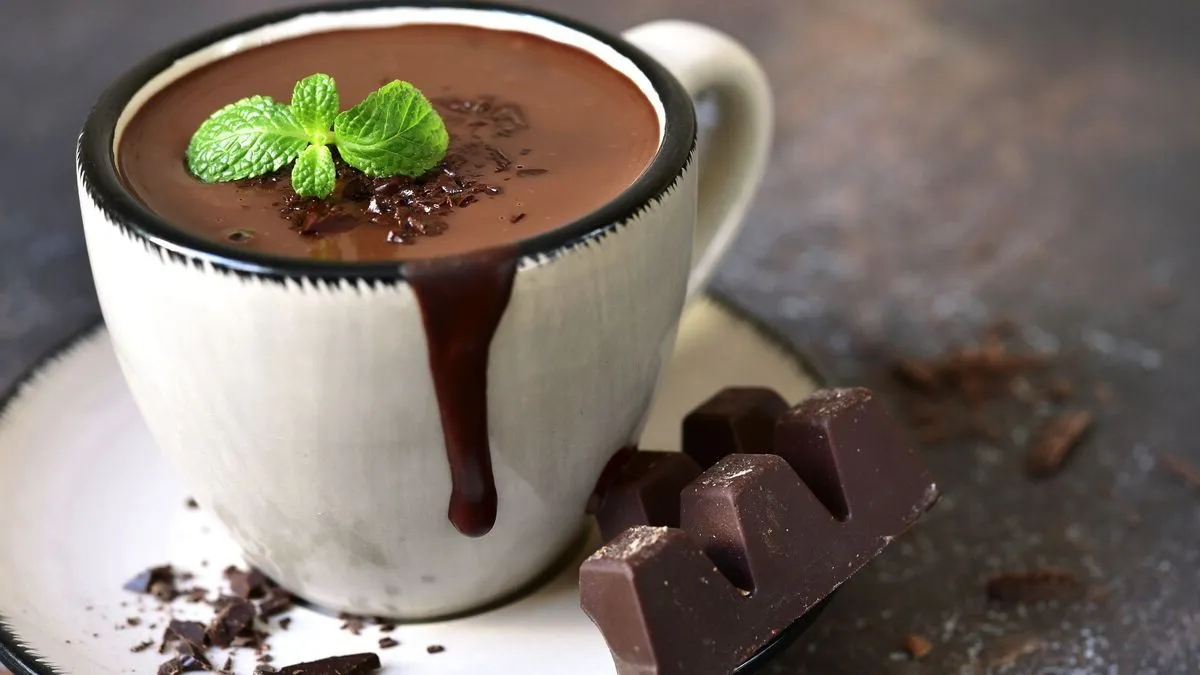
[1025, 411, 1093, 479]
[163, 620, 207, 653]
[508, 212, 526, 223]
[889, 328, 1064, 445]
[339, 614, 366, 636]
[375, 622, 394, 633]
[151, 580, 180, 602]
[254, 666, 279, 675]
[1160, 453, 1200, 490]
[986, 568, 1085, 603]
[207, 597, 257, 648]
[258, 588, 293, 618]
[124, 565, 175, 595]
[378, 637, 399, 649]
[126, 617, 142, 627]
[581, 388, 937, 675]
[278, 618, 293, 631]
[185, 498, 199, 509]
[905, 633, 933, 659]
[426, 645, 445, 654]
[681, 387, 789, 468]
[131, 640, 155, 653]
[226, 567, 271, 600]
[157, 654, 209, 674]
[223, 655, 234, 672]
[277, 653, 381, 674]
[590, 450, 703, 542]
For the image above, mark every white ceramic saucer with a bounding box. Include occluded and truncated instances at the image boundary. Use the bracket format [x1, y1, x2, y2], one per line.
[0, 295, 820, 675]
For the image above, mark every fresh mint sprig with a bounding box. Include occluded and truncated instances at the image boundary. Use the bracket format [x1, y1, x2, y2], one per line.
[185, 73, 449, 199]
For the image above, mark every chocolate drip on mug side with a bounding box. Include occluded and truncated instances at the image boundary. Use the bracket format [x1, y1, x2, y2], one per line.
[407, 247, 519, 537]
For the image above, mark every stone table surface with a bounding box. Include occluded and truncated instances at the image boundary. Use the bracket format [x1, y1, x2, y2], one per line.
[3, 0, 1198, 673]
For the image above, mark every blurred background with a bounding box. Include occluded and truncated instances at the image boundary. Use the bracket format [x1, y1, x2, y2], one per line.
[2, 1, 1199, 673]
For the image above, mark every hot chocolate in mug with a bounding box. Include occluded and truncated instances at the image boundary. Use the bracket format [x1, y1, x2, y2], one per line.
[77, 1, 772, 619]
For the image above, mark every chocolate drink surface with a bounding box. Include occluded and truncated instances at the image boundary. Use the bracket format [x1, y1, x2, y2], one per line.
[117, 24, 660, 261]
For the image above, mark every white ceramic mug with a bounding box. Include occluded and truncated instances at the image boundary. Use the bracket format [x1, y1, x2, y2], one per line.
[76, 2, 772, 620]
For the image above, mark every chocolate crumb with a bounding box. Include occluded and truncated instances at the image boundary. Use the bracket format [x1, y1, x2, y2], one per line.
[426, 644, 445, 654]
[131, 640, 155, 653]
[258, 588, 293, 618]
[1025, 410, 1094, 479]
[206, 597, 257, 648]
[338, 613, 366, 635]
[223, 655, 234, 672]
[376, 622, 395, 633]
[124, 565, 175, 595]
[278, 617, 292, 631]
[226, 567, 271, 600]
[126, 617, 141, 627]
[509, 212, 526, 223]
[1160, 453, 1200, 490]
[163, 620, 207, 652]
[157, 655, 208, 674]
[378, 637, 399, 649]
[904, 633, 933, 659]
[185, 498, 199, 509]
[150, 580, 179, 603]
[986, 568, 1085, 603]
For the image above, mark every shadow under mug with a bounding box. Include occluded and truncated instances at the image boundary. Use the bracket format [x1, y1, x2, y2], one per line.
[76, 1, 772, 620]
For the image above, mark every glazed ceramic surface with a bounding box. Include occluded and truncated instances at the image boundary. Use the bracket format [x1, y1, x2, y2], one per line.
[0, 297, 816, 675]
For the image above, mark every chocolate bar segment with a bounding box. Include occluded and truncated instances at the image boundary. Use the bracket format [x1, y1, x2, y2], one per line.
[682, 453, 839, 596]
[774, 387, 938, 521]
[581, 387, 937, 675]
[681, 387, 789, 469]
[591, 451, 703, 542]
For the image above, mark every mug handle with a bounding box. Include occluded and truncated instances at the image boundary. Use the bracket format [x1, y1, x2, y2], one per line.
[623, 21, 774, 300]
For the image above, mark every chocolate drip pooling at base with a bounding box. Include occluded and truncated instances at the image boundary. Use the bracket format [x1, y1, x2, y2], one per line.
[407, 247, 519, 537]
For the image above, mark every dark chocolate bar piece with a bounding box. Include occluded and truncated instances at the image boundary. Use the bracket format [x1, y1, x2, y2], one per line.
[681, 387, 788, 469]
[591, 451, 703, 542]
[581, 388, 937, 675]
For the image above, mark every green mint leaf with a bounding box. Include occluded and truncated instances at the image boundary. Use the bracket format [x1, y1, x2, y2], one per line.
[186, 96, 309, 183]
[334, 80, 449, 177]
[291, 73, 339, 144]
[291, 144, 336, 198]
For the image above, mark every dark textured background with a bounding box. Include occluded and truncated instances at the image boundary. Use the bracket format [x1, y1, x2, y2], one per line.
[3, 1, 1199, 673]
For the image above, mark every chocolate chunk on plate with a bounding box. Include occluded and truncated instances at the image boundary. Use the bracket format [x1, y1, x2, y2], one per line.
[206, 596, 256, 648]
[123, 565, 174, 594]
[276, 652, 381, 674]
